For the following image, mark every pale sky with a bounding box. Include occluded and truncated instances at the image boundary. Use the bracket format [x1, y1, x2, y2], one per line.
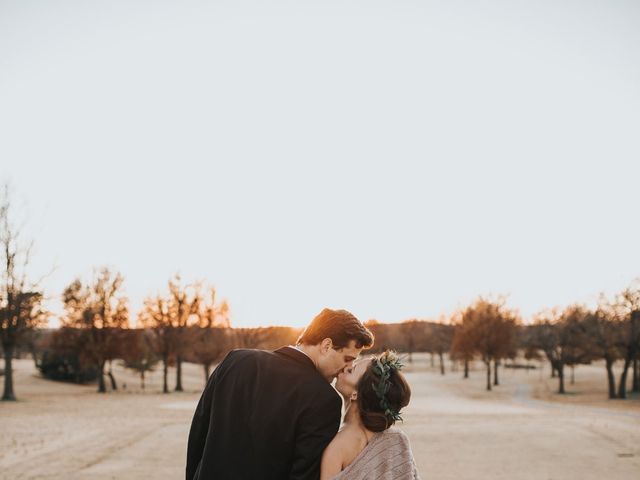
[1, 0, 639, 328]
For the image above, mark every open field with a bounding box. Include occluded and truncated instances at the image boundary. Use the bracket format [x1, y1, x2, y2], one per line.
[1, 356, 639, 479]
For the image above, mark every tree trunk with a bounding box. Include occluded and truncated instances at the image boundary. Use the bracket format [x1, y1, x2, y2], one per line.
[551, 364, 556, 378]
[140, 370, 145, 391]
[2, 344, 16, 401]
[493, 359, 499, 386]
[557, 363, 565, 394]
[98, 360, 107, 393]
[108, 361, 118, 391]
[463, 359, 469, 379]
[175, 355, 183, 392]
[633, 358, 639, 393]
[31, 345, 40, 370]
[618, 357, 632, 399]
[439, 352, 445, 375]
[486, 360, 492, 391]
[605, 357, 616, 399]
[163, 355, 169, 394]
[107, 371, 117, 390]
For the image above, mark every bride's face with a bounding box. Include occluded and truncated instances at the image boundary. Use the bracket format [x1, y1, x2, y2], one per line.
[335, 358, 369, 399]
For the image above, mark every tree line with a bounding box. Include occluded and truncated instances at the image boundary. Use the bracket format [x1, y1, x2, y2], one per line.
[34, 268, 301, 394]
[1, 184, 639, 402]
[367, 291, 640, 400]
[4, 276, 640, 401]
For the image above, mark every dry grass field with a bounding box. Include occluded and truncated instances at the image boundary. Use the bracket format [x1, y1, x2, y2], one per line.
[1, 355, 639, 479]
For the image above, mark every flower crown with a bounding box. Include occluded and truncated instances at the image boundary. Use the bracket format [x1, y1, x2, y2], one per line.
[371, 351, 404, 423]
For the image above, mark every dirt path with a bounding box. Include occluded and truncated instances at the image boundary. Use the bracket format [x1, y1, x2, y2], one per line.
[1, 359, 639, 479]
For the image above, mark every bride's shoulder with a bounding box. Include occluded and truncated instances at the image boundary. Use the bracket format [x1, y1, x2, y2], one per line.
[384, 426, 409, 439]
[381, 427, 413, 449]
[320, 429, 357, 480]
[323, 426, 366, 464]
[385, 426, 406, 436]
[326, 426, 360, 453]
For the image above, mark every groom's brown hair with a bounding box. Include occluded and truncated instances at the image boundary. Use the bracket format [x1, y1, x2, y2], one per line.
[297, 308, 374, 349]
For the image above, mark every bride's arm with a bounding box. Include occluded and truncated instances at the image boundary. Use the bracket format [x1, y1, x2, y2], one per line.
[320, 437, 345, 480]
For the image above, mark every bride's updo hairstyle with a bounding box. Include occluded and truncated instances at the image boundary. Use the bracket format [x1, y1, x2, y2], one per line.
[356, 351, 411, 432]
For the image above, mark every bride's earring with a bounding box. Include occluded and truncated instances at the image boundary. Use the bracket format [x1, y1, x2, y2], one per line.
[350, 392, 358, 402]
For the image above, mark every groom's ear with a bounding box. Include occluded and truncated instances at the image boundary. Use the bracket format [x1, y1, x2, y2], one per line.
[319, 338, 333, 355]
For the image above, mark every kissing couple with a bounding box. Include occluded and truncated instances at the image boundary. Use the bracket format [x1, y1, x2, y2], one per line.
[187, 308, 420, 480]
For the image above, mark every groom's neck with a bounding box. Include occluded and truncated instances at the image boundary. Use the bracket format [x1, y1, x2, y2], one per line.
[295, 344, 320, 369]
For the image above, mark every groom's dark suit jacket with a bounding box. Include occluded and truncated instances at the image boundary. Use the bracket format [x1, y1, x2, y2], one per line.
[186, 346, 342, 480]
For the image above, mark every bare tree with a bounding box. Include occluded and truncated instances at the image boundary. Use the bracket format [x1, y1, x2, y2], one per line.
[581, 299, 622, 399]
[450, 310, 475, 379]
[449, 309, 477, 378]
[233, 327, 274, 349]
[400, 319, 424, 363]
[167, 274, 201, 392]
[430, 320, 454, 376]
[185, 326, 230, 384]
[38, 326, 99, 383]
[612, 282, 640, 399]
[520, 325, 543, 372]
[121, 329, 159, 391]
[529, 305, 592, 395]
[0, 185, 48, 401]
[186, 286, 232, 383]
[198, 287, 230, 329]
[61, 268, 129, 393]
[362, 320, 400, 354]
[138, 294, 174, 394]
[461, 297, 518, 391]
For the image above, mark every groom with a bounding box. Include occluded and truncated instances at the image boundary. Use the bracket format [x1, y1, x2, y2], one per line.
[186, 308, 374, 480]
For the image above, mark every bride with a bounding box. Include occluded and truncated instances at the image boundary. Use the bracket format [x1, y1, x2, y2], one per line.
[320, 351, 421, 480]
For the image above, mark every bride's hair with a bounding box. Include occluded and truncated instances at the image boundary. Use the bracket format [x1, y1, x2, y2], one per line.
[356, 353, 411, 432]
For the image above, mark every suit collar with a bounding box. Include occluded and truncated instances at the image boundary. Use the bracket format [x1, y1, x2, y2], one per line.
[274, 346, 317, 372]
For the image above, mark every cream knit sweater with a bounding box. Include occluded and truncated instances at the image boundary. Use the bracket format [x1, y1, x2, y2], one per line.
[331, 427, 421, 480]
